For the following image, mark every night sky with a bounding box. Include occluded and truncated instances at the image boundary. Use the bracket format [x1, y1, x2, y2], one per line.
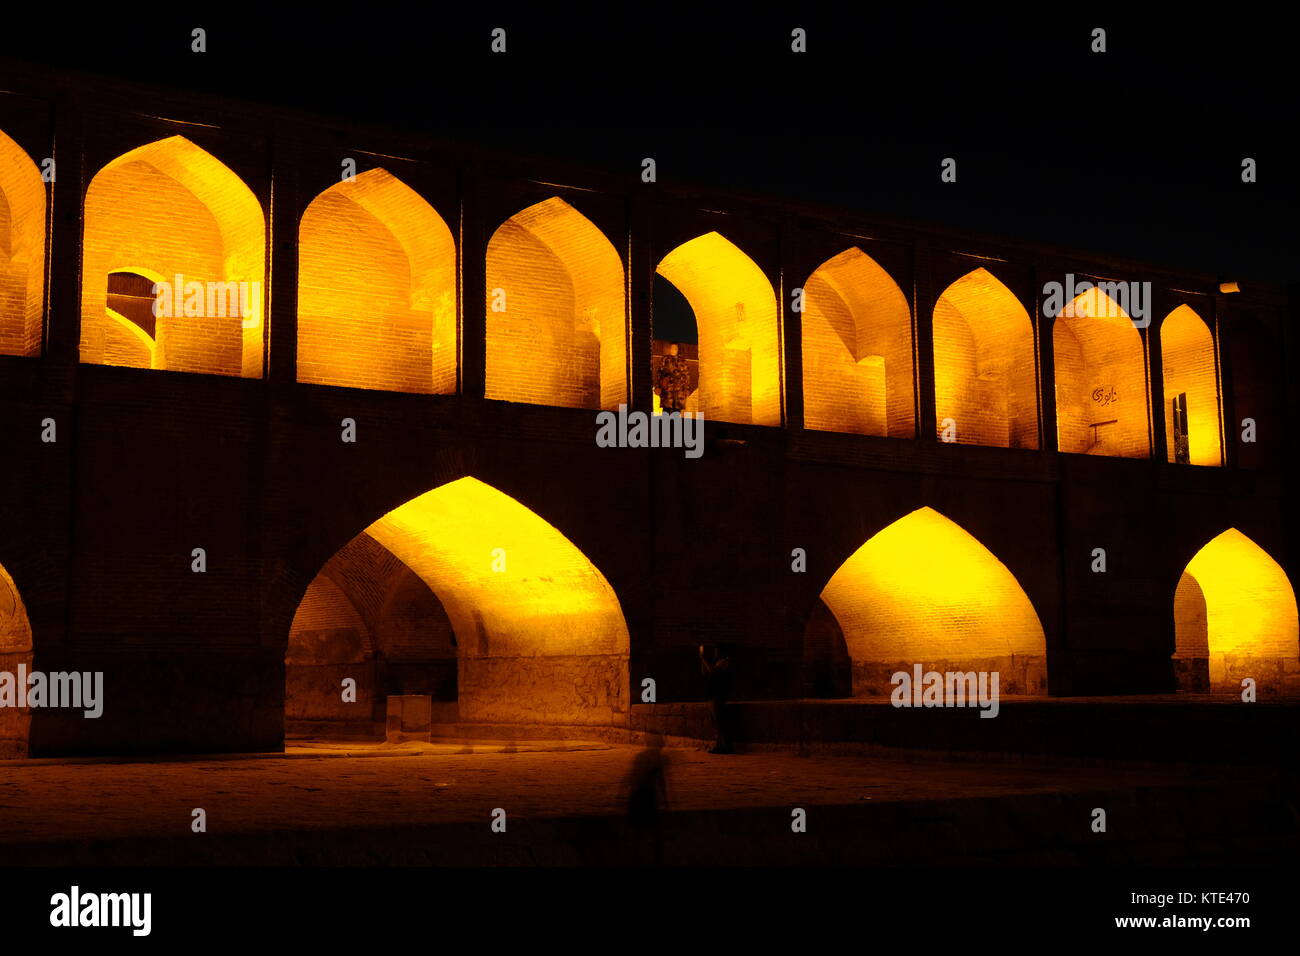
[2, 7, 1293, 284]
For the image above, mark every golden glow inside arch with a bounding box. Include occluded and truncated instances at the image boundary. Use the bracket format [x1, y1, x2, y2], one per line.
[932, 268, 1038, 448]
[360, 477, 630, 723]
[485, 197, 626, 410]
[802, 248, 914, 437]
[820, 507, 1046, 695]
[656, 232, 781, 426]
[80, 135, 265, 378]
[298, 169, 456, 394]
[0, 128, 46, 358]
[1161, 305, 1222, 466]
[1053, 288, 1150, 457]
[1175, 529, 1299, 689]
[0, 561, 32, 757]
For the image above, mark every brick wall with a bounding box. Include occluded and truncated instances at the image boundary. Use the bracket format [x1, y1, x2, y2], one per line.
[820, 507, 1047, 695]
[932, 268, 1037, 448]
[80, 136, 264, 377]
[1160, 305, 1222, 466]
[802, 248, 914, 437]
[656, 232, 780, 426]
[297, 168, 456, 393]
[1053, 291, 1149, 457]
[485, 197, 625, 410]
[0, 128, 44, 357]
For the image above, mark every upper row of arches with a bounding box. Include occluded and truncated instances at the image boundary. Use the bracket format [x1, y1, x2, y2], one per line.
[1, 132, 1233, 464]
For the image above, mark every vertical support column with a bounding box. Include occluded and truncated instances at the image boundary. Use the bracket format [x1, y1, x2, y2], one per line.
[1033, 263, 1059, 452]
[628, 194, 653, 415]
[1214, 295, 1239, 470]
[913, 241, 937, 441]
[459, 167, 487, 400]
[266, 137, 299, 385]
[1147, 284, 1168, 464]
[45, 89, 84, 367]
[781, 219, 804, 431]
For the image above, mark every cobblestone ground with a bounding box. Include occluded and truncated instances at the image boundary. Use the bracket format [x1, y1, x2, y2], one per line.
[0, 740, 1233, 847]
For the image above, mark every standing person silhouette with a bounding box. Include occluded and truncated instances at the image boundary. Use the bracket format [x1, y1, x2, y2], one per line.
[699, 643, 734, 754]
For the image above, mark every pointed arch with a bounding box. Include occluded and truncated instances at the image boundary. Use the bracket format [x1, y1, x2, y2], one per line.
[933, 268, 1038, 448]
[802, 248, 914, 437]
[297, 169, 456, 393]
[485, 197, 626, 410]
[0, 561, 33, 757]
[1161, 305, 1222, 466]
[1053, 287, 1149, 457]
[818, 507, 1046, 695]
[287, 477, 630, 729]
[0, 127, 46, 357]
[1174, 529, 1298, 693]
[80, 135, 265, 377]
[656, 232, 781, 426]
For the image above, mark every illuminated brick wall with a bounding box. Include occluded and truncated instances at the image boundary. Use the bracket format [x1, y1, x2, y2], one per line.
[1053, 290, 1149, 457]
[933, 268, 1037, 448]
[0, 128, 45, 357]
[485, 197, 626, 410]
[80, 136, 265, 377]
[298, 169, 456, 393]
[802, 248, 914, 437]
[656, 232, 781, 426]
[1161, 305, 1222, 466]
[287, 532, 457, 724]
[365, 477, 629, 725]
[820, 507, 1047, 695]
[0, 563, 32, 757]
[1176, 529, 1299, 693]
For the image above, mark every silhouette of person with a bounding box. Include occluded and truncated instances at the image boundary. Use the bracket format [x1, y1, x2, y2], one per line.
[699, 643, 734, 754]
[621, 732, 670, 865]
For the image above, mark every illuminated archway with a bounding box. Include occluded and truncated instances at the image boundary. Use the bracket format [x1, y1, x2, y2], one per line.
[818, 507, 1047, 695]
[80, 136, 265, 377]
[1161, 305, 1222, 466]
[0, 128, 46, 357]
[656, 232, 781, 426]
[485, 197, 626, 410]
[298, 169, 456, 393]
[802, 248, 914, 437]
[933, 268, 1037, 448]
[1173, 529, 1298, 693]
[0, 562, 33, 758]
[287, 477, 630, 729]
[1053, 287, 1149, 457]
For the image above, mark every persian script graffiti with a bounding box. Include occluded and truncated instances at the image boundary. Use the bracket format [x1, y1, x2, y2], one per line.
[1091, 385, 1118, 406]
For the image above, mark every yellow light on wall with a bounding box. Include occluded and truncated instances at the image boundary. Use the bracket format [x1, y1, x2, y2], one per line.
[1160, 305, 1222, 466]
[802, 248, 913, 437]
[0, 562, 32, 757]
[0, 128, 46, 358]
[1178, 529, 1298, 667]
[362, 477, 630, 723]
[298, 168, 456, 394]
[656, 232, 781, 426]
[820, 507, 1046, 694]
[933, 268, 1038, 448]
[485, 197, 626, 410]
[80, 136, 265, 377]
[1053, 288, 1149, 458]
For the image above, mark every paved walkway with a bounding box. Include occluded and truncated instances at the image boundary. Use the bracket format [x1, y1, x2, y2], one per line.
[0, 740, 1242, 848]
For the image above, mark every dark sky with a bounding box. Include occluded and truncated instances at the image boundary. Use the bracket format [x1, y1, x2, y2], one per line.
[3, 7, 1294, 284]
